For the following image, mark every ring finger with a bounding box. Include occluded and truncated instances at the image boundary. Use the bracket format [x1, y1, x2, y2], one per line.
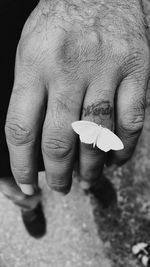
[78, 76, 116, 188]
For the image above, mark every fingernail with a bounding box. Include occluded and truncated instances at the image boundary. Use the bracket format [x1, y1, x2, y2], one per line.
[19, 184, 35, 195]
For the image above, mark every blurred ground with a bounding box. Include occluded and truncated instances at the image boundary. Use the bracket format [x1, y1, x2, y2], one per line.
[0, 175, 111, 267]
[1, 1, 150, 267]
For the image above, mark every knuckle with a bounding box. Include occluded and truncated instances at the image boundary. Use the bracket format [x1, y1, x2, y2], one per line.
[120, 102, 145, 134]
[56, 29, 105, 76]
[119, 117, 144, 134]
[5, 120, 34, 146]
[111, 39, 130, 58]
[42, 131, 73, 160]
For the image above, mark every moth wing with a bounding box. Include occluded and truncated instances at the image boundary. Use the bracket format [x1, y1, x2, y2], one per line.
[72, 121, 99, 144]
[72, 121, 99, 135]
[96, 128, 124, 152]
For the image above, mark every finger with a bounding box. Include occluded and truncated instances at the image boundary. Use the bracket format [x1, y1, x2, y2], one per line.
[42, 81, 85, 194]
[5, 76, 46, 195]
[78, 76, 116, 187]
[110, 76, 147, 165]
[0, 176, 41, 210]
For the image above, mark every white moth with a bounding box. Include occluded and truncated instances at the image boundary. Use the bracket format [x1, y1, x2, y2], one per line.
[71, 121, 124, 152]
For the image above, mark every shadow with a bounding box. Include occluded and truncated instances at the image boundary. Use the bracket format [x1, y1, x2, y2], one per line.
[89, 174, 117, 209]
[88, 170, 150, 267]
[22, 201, 47, 239]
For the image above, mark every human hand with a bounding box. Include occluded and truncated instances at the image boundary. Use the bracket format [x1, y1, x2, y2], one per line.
[5, 0, 150, 195]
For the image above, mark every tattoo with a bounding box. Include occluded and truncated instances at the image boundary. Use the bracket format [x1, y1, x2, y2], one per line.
[83, 101, 113, 119]
[38, 0, 147, 80]
[41, 0, 145, 36]
[39, 0, 146, 44]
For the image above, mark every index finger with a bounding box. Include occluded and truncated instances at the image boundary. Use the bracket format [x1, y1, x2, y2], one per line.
[5, 75, 45, 195]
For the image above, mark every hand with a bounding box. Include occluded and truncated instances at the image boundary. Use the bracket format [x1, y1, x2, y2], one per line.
[5, 0, 150, 195]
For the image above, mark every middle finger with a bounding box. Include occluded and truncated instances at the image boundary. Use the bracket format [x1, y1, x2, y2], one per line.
[42, 78, 86, 194]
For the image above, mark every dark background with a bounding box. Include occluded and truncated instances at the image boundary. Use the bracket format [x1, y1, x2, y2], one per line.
[0, 0, 42, 176]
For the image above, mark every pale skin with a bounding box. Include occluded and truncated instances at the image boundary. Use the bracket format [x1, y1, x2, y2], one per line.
[5, 0, 150, 195]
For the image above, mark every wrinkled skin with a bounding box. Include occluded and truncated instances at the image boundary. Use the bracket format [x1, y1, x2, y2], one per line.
[5, 0, 150, 194]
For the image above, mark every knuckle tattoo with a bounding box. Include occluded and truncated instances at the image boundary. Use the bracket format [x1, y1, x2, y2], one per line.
[83, 101, 113, 126]
[83, 101, 113, 117]
[17, 0, 149, 81]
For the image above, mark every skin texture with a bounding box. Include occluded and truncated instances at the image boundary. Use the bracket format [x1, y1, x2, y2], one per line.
[5, 0, 150, 194]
